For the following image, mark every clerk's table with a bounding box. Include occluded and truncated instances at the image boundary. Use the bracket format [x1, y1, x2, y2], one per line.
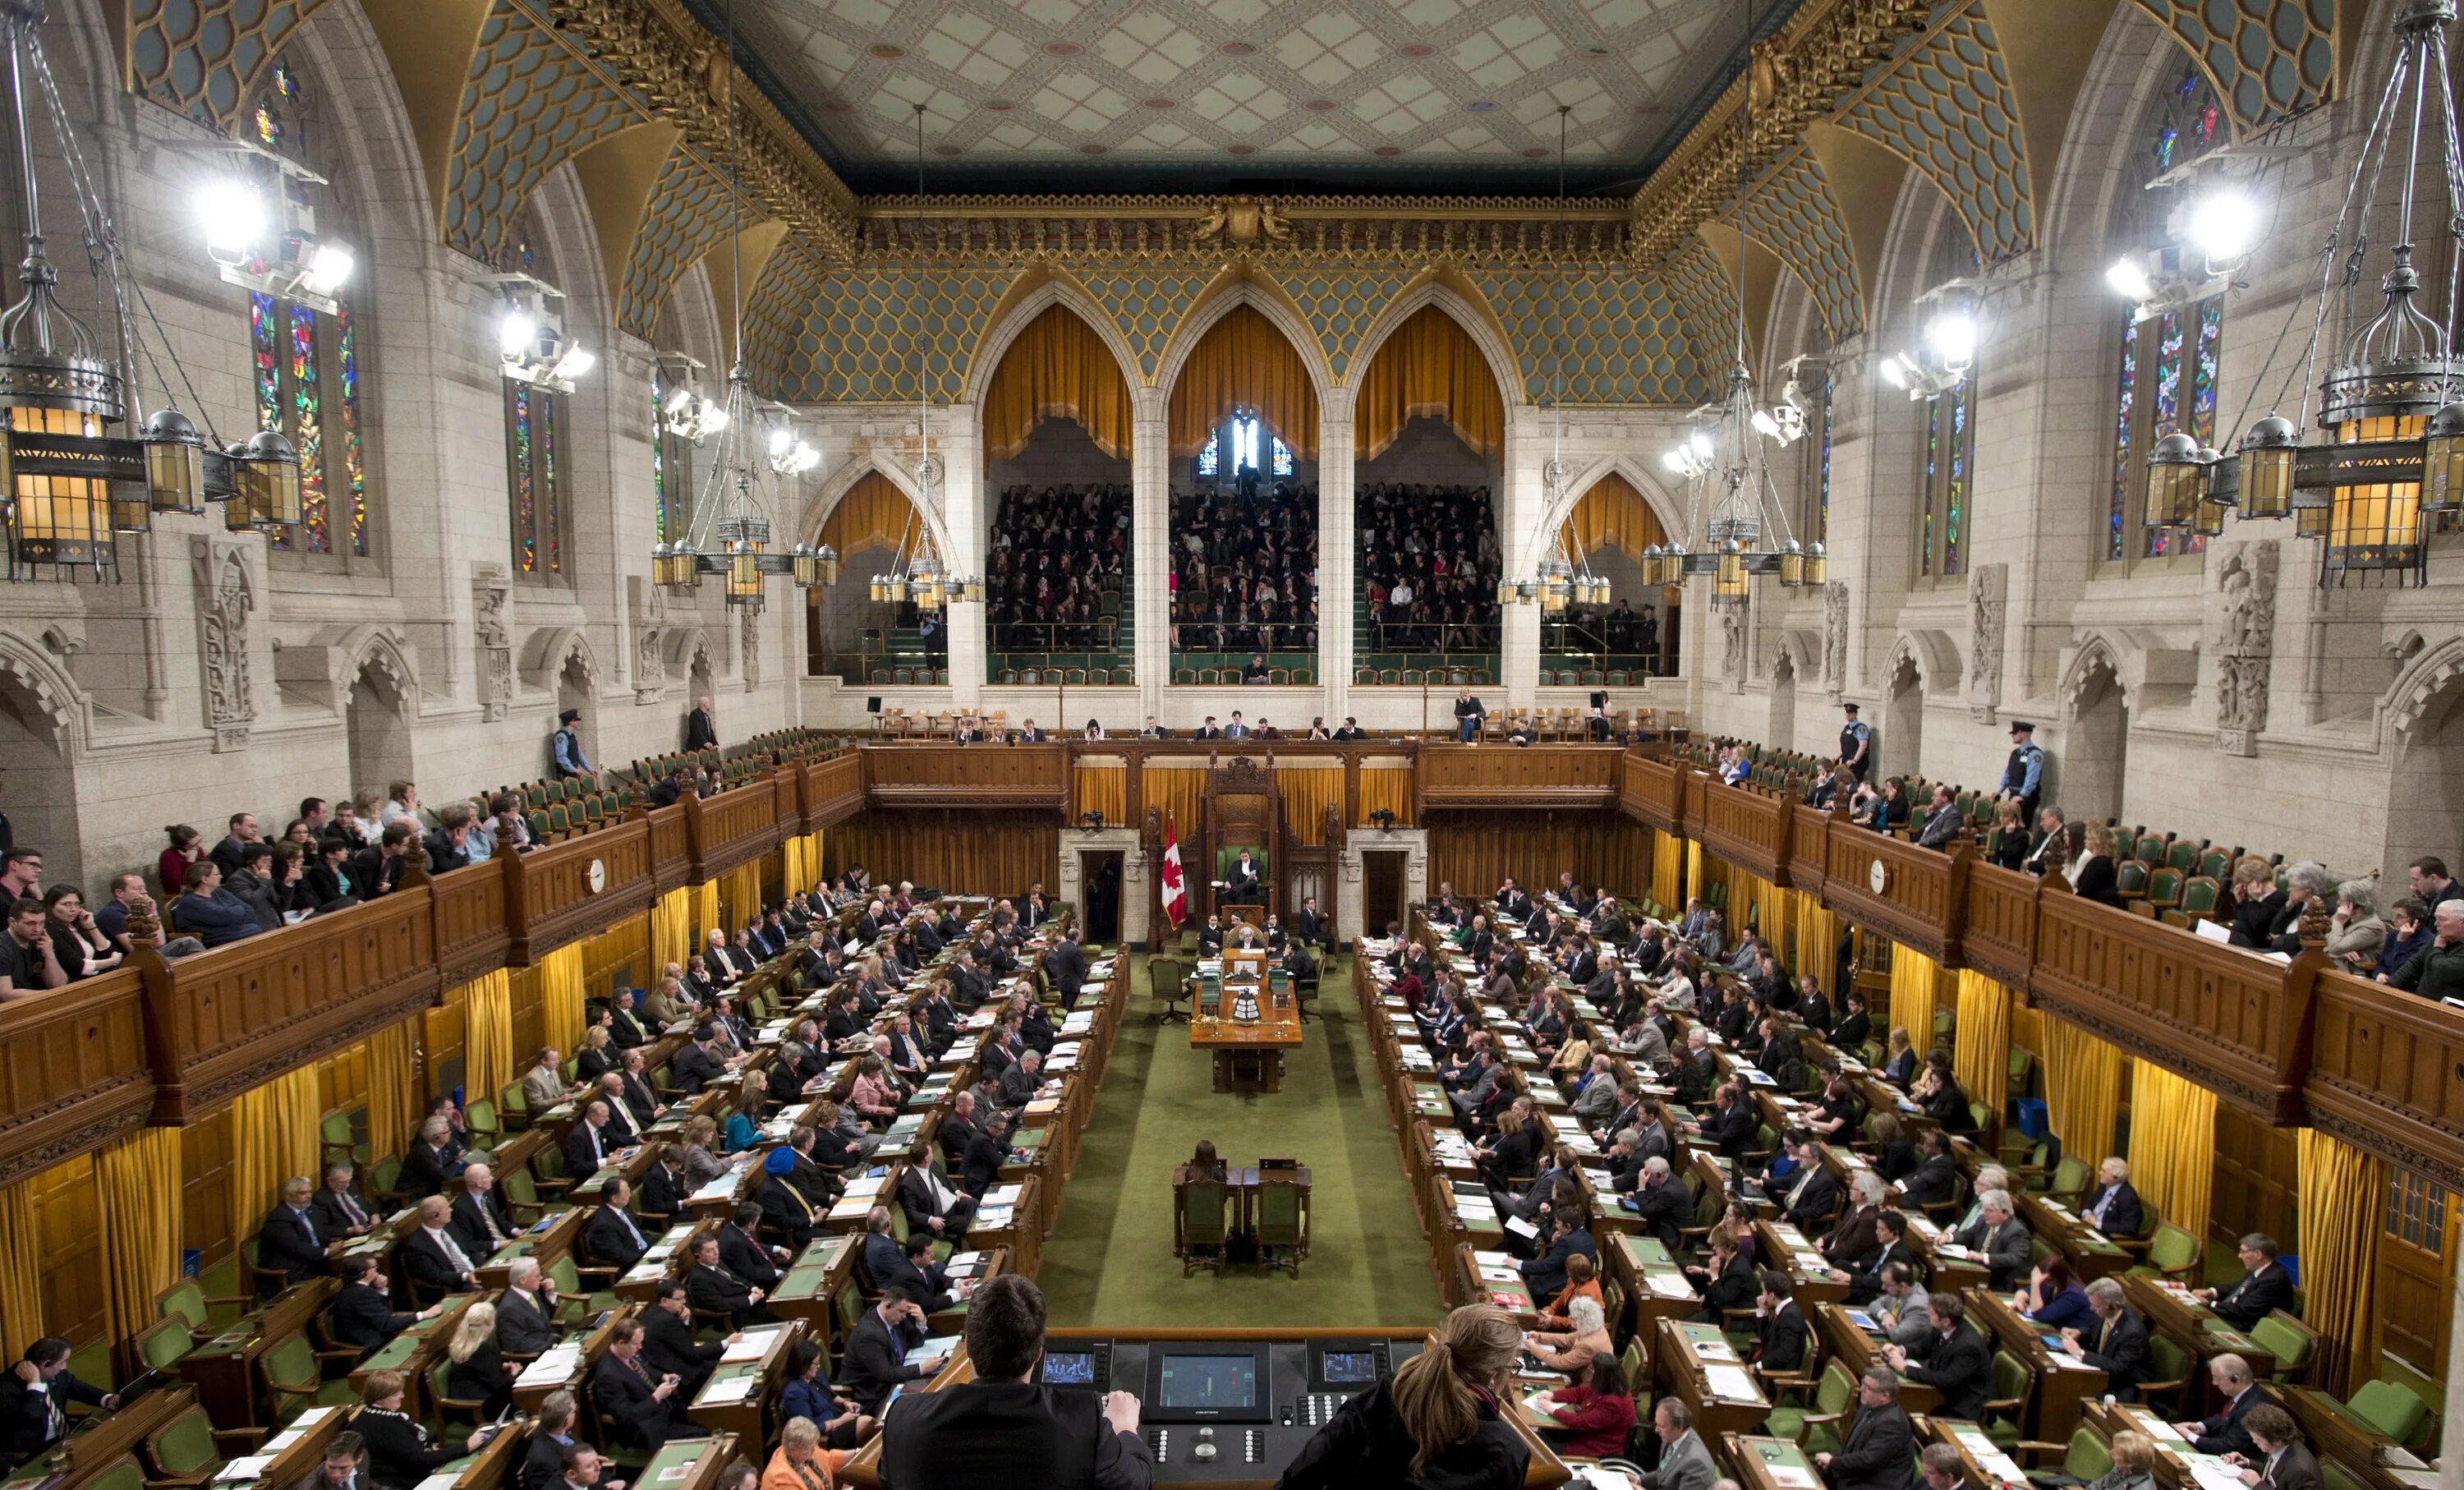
[1188, 963, 1303, 1094]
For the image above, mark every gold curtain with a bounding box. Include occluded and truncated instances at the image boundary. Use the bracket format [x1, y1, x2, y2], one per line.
[721, 862, 764, 931]
[1952, 969, 2012, 1116]
[1073, 766, 1128, 825]
[1560, 473, 1669, 564]
[2040, 1021, 2124, 1172]
[1887, 945, 1941, 1051]
[537, 944, 588, 1057]
[819, 472, 926, 561]
[693, 882, 720, 944]
[458, 968, 515, 1115]
[1354, 306, 1503, 461]
[2129, 1061, 2217, 1241]
[1651, 832, 1682, 909]
[651, 885, 694, 973]
[231, 1067, 324, 1236]
[365, 1015, 420, 1161]
[97, 1129, 181, 1342]
[983, 306, 1133, 460]
[782, 835, 812, 898]
[2008, 1004, 2046, 1065]
[1167, 304, 1319, 459]
[0, 1173, 43, 1359]
[1358, 768, 1415, 826]
[2295, 1129, 2384, 1396]
[1685, 841, 1703, 906]
[1280, 768, 1343, 846]
[1791, 891, 1839, 996]
[1141, 766, 1207, 841]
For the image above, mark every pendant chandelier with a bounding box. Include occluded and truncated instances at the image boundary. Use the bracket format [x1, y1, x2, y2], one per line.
[2146, 0, 2464, 586]
[1502, 105, 1610, 613]
[649, 0, 833, 609]
[0, 0, 301, 580]
[865, 103, 981, 614]
[1641, 0, 1821, 609]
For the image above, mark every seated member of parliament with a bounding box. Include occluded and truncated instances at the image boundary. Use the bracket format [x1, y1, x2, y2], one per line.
[877, 1274, 1150, 1488]
[1278, 1304, 1529, 1490]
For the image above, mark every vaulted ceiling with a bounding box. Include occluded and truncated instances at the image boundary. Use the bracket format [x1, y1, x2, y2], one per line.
[687, 0, 1781, 196]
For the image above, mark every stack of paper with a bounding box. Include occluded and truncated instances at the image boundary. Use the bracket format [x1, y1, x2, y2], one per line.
[701, 1375, 757, 1405]
[1703, 1364, 1761, 1400]
[721, 1327, 783, 1363]
[517, 1344, 583, 1386]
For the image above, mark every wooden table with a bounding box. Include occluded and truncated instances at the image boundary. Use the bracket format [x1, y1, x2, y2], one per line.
[349, 1291, 482, 1416]
[6, 1382, 199, 1490]
[476, 1205, 585, 1289]
[176, 1277, 337, 1432]
[2016, 1191, 2135, 1282]
[1653, 1315, 1772, 1440]
[1965, 1286, 2108, 1443]
[2122, 1275, 2278, 1382]
[509, 1304, 632, 1413]
[687, 1319, 807, 1446]
[1808, 1301, 1941, 1416]
[202, 1403, 349, 1486]
[1723, 1433, 1829, 1490]
[1188, 986, 1303, 1093]
[766, 1233, 861, 1345]
[967, 1175, 1043, 1280]
[1921, 1413, 2037, 1488]
[629, 1433, 742, 1490]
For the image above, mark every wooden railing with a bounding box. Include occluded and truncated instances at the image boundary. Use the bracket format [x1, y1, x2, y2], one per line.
[1415, 743, 1623, 809]
[861, 743, 1069, 807]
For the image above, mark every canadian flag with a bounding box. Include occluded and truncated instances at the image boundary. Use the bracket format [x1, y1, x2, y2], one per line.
[1161, 814, 1187, 927]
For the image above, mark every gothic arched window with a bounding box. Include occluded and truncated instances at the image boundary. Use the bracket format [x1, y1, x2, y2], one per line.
[244, 56, 370, 559]
[502, 230, 566, 578]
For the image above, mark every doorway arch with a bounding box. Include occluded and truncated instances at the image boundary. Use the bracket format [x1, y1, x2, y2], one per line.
[2062, 643, 2130, 825]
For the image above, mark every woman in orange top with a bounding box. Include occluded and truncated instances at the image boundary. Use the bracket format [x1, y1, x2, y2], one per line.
[762, 1415, 834, 1490]
[1537, 1252, 1602, 1332]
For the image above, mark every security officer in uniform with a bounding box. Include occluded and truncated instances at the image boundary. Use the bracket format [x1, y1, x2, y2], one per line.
[1840, 703, 1873, 782]
[1996, 720, 2046, 825]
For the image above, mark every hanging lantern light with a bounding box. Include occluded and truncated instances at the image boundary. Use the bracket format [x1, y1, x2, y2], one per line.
[725, 540, 765, 609]
[7, 407, 112, 565]
[1777, 540, 1804, 587]
[1804, 543, 1827, 586]
[1711, 540, 1749, 610]
[2235, 416, 2297, 519]
[2145, 430, 2207, 530]
[142, 407, 205, 515]
[2189, 448, 2228, 536]
[2420, 402, 2464, 513]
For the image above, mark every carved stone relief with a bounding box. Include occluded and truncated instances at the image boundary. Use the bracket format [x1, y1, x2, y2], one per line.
[2213, 540, 2278, 756]
[627, 576, 666, 707]
[472, 563, 513, 722]
[740, 608, 762, 691]
[1822, 581, 1848, 693]
[1720, 607, 1746, 692]
[1967, 563, 2006, 724]
[193, 537, 255, 751]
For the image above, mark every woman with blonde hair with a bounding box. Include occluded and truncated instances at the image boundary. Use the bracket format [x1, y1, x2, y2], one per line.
[761, 1415, 834, 1490]
[677, 1114, 726, 1187]
[1278, 1304, 1530, 1488]
[2087, 1431, 2160, 1490]
[572, 1023, 616, 1083]
[444, 1300, 513, 1417]
[2075, 825, 2123, 908]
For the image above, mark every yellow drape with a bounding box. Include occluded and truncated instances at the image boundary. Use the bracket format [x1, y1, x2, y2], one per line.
[1887, 945, 1941, 1051]
[1560, 473, 1670, 564]
[1167, 304, 1320, 459]
[1354, 306, 1503, 460]
[2040, 1022, 2124, 1173]
[1952, 969, 2013, 1119]
[720, 862, 764, 932]
[1651, 832, 1682, 909]
[2295, 1129, 2384, 1396]
[782, 835, 811, 898]
[1685, 841, 1703, 908]
[2128, 1061, 2217, 1241]
[537, 944, 588, 1056]
[693, 881, 719, 945]
[652, 885, 694, 973]
[819, 471, 926, 560]
[1073, 766, 1128, 825]
[982, 305, 1132, 460]
[2008, 1004, 2046, 1066]
[457, 968, 515, 1116]
[1280, 768, 1343, 846]
[232, 1067, 324, 1234]
[0, 1173, 44, 1359]
[1358, 768, 1415, 826]
[1726, 869, 1776, 940]
[97, 1129, 181, 1342]
[365, 1015, 420, 1162]
[1141, 767, 1206, 841]
[1791, 891, 1839, 996]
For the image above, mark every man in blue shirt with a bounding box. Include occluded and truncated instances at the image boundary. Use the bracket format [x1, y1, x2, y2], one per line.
[1839, 703, 1872, 780]
[1996, 720, 2045, 823]
[551, 709, 594, 778]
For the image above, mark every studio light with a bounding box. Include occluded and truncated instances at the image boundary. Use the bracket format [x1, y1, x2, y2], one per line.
[2186, 188, 2261, 268]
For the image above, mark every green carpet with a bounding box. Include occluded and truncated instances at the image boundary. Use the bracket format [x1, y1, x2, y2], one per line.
[1038, 954, 1446, 1327]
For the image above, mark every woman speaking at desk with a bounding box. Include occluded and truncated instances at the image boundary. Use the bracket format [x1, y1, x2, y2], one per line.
[1276, 1305, 1529, 1490]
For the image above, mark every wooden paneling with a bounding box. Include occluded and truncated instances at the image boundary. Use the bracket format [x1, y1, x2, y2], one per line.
[821, 811, 1059, 901]
[2210, 1103, 2300, 1246]
[1962, 862, 2039, 989]
[690, 775, 793, 879]
[1621, 752, 1685, 832]
[1818, 834, 1969, 964]
[797, 753, 865, 830]
[1690, 784, 1791, 884]
[506, 819, 657, 963]
[862, 745, 1067, 808]
[2310, 970, 2464, 1192]
[649, 805, 692, 893]
[431, 855, 510, 987]
[179, 1105, 237, 1273]
[1425, 812, 1650, 907]
[0, 967, 152, 1187]
[2029, 894, 2310, 1123]
[1415, 744, 1622, 810]
[27, 1157, 104, 1346]
[1787, 804, 1832, 893]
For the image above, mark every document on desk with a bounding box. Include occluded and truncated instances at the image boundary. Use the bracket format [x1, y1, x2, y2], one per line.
[722, 1327, 783, 1363]
[518, 1345, 584, 1386]
[1647, 1272, 1697, 1299]
[1766, 1466, 1822, 1489]
[701, 1375, 758, 1405]
[981, 1183, 1025, 1207]
[1703, 1364, 1760, 1400]
[218, 1456, 278, 1481]
[1502, 1214, 1539, 1239]
[905, 1335, 962, 1366]
[1694, 1336, 1740, 1363]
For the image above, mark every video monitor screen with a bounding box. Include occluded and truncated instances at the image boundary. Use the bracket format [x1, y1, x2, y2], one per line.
[1041, 1352, 1097, 1387]
[1319, 1350, 1377, 1385]
[1156, 1354, 1258, 1411]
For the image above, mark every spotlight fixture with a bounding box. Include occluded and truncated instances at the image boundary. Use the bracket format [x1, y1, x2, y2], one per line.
[491, 275, 594, 393]
[195, 143, 356, 314]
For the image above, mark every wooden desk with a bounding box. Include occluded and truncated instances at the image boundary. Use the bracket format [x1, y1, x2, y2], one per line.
[1753, 1221, 1850, 1308]
[614, 1220, 719, 1304]
[767, 1234, 861, 1345]
[1902, 1214, 1992, 1298]
[5, 1382, 198, 1490]
[414, 1414, 531, 1488]
[1605, 1233, 1704, 1355]
[629, 1433, 741, 1490]
[2122, 1276, 2278, 1382]
[1724, 1433, 1828, 1490]
[968, 1175, 1042, 1280]
[1965, 1286, 2107, 1443]
[1922, 1413, 2037, 1488]
[1188, 986, 1303, 1093]
[349, 1291, 482, 1414]
[1808, 1302, 1941, 1416]
[2016, 1191, 2133, 1282]
[476, 1206, 584, 1289]
[203, 1402, 347, 1486]
[509, 1305, 632, 1414]
[1653, 1315, 1771, 1440]
[687, 1319, 806, 1446]
[177, 1278, 338, 1431]
[2281, 1389, 2443, 1490]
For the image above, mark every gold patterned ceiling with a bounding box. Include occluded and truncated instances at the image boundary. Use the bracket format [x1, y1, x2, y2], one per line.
[693, 0, 1756, 195]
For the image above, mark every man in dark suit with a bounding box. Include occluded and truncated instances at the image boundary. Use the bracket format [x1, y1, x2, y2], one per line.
[398, 1196, 479, 1297]
[1836, 1212, 1916, 1305]
[1041, 929, 1087, 1011]
[939, 1092, 986, 1170]
[563, 1099, 621, 1181]
[1517, 1212, 1598, 1308]
[607, 989, 649, 1051]
[2236, 1405, 2324, 1490]
[1019, 886, 1052, 926]
[1815, 1368, 1915, 1490]
[962, 1111, 1019, 1198]
[1969, 1190, 2034, 1290]
[2181, 1354, 2273, 1458]
[617, 1051, 662, 1129]
[584, 1180, 653, 1273]
[896, 1147, 977, 1239]
[842, 1290, 946, 1418]
[637, 1153, 687, 1226]
[1776, 1136, 1842, 1231]
[878, 1273, 1147, 1490]
[1821, 1174, 1888, 1275]
[640, 1280, 729, 1399]
[670, 1028, 727, 1095]
[2063, 1276, 2152, 1400]
[2203, 1235, 2296, 1330]
[591, 1318, 683, 1453]
[309, 1164, 376, 1239]
[448, 1163, 517, 1259]
[495, 1258, 562, 1355]
[1755, 1272, 1809, 1376]
[0, 1336, 116, 1470]
[398, 1122, 464, 1199]
[329, 1254, 434, 1352]
[259, 1177, 333, 1289]
[1626, 1157, 1690, 1252]
[1884, 1294, 1991, 1420]
[757, 1162, 821, 1249]
[876, 1228, 966, 1315]
[686, 1232, 772, 1328]
[684, 697, 718, 751]
[997, 1049, 1044, 1111]
[1896, 1131, 1961, 1210]
[2080, 1157, 2146, 1237]
[719, 1205, 784, 1295]
[1289, 894, 1332, 952]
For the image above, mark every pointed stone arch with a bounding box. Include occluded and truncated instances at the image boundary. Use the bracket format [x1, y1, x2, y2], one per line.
[2383, 633, 2464, 740]
[1518, 453, 1690, 581]
[1343, 273, 1522, 410]
[798, 457, 954, 569]
[0, 630, 87, 885]
[963, 265, 1142, 411]
[1155, 267, 1340, 418]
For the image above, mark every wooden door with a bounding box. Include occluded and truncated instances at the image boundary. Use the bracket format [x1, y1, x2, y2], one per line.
[2378, 1168, 2458, 1375]
[1363, 851, 1405, 940]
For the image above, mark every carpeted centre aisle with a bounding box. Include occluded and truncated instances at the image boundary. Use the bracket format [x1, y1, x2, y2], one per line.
[1037, 953, 1446, 1327]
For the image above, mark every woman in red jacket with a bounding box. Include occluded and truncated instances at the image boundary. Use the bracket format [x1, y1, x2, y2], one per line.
[1543, 1354, 1637, 1461]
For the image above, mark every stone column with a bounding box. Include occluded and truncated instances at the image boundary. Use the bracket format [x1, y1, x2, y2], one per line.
[940, 412, 986, 707]
[1317, 400, 1357, 721]
[1132, 389, 1172, 715]
[1501, 418, 1546, 708]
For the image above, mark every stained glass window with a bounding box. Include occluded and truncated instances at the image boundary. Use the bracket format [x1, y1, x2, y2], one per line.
[1919, 374, 1972, 578]
[1270, 435, 1294, 477]
[1196, 432, 1219, 477]
[507, 383, 563, 575]
[244, 54, 369, 558]
[1798, 374, 1832, 547]
[2108, 305, 2138, 561]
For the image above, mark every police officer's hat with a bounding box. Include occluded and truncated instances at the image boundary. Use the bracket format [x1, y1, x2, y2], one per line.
[2009, 720, 2035, 737]
[1841, 702, 1859, 715]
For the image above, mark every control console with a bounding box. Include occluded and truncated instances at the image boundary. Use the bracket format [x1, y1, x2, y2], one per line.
[1044, 1336, 1417, 1483]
